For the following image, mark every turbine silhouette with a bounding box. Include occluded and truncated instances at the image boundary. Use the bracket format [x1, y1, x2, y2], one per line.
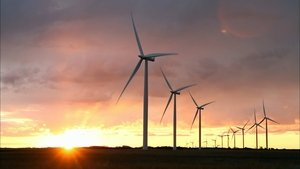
[212, 139, 217, 148]
[160, 69, 196, 150]
[203, 139, 208, 148]
[218, 134, 224, 148]
[223, 131, 230, 148]
[259, 100, 279, 149]
[236, 120, 249, 148]
[230, 128, 239, 148]
[189, 93, 214, 149]
[117, 14, 177, 150]
[248, 108, 264, 149]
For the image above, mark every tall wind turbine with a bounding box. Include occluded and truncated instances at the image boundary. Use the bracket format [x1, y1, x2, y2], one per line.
[160, 69, 196, 150]
[236, 120, 249, 148]
[190, 93, 214, 149]
[248, 109, 264, 149]
[259, 100, 279, 149]
[117, 14, 177, 150]
[230, 128, 239, 148]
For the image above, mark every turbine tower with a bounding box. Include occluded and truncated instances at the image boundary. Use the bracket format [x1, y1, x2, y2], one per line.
[230, 128, 239, 148]
[203, 139, 208, 148]
[117, 14, 177, 150]
[160, 69, 196, 150]
[236, 120, 249, 148]
[212, 139, 217, 148]
[259, 100, 279, 149]
[248, 109, 263, 149]
[224, 131, 230, 148]
[190, 93, 214, 149]
[218, 134, 224, 148]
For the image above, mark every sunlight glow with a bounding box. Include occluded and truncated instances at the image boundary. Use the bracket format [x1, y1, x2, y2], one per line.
[39, 128, 102, 148]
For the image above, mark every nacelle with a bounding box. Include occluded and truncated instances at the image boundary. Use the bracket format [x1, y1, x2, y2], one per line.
[138, 55, 155, 62]
[172, 91, 180, 95]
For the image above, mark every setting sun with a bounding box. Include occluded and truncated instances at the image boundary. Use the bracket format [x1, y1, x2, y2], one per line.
[38, 128, 102, 148]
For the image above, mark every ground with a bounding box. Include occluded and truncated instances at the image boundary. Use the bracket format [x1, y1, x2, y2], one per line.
[0, 147, 299, 169]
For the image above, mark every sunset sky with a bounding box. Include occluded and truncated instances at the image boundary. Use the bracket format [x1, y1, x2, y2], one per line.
[1, 0, 299, 149]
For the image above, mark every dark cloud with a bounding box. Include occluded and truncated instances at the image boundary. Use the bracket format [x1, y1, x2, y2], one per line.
[183, 48, 297, 91]
[1, 67, 45, 91]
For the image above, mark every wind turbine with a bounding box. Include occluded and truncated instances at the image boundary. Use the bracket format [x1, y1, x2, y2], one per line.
[190, 93, 214, 149]
[259, 100, 279, 149]
[160, 69, 196, 150]
[218, 134, 224, 148]
[230, 128, 239, 148]
[236, 120, 249, 148]
[248, 109, 264, 149]
[117, 14, 177, 150]
[223, 131, 230, 148]
[203, 139, 208, 148]
[212, 139, 217, 148]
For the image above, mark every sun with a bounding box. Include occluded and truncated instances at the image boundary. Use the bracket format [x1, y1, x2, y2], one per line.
[39, 128, 102, 148]
[60, 128, 101, 149]
[63, 144, 74, 151]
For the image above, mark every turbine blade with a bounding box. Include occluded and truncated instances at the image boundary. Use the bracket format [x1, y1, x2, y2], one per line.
[190, 109, 199, 129]
[257, 123, 264, 129]
[200, 101, 215, 108]
[117, 59, 143, 103]
[189, 92, 198, 107]
[258, 118, 265, 125]
[160, 68, 173, 91]
[254, 109, 257, 123]
[144, 53, 177, 58]
[262, 100, 267, 117]
[227, 128, 231, 134]
[160, 94, 173, 123]
[236, 127, 243, 130]
[243, 120, 249, 129]
[268, 117, 279, 124]
[247, 124, 255, 131]
[131, 14, 144, 56]
[175, 84, 197, 92]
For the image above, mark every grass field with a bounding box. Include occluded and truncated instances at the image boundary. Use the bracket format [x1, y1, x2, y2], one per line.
[1, 147, 299, 169]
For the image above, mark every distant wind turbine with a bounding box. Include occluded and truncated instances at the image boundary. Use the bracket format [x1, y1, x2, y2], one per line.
[223, 131, 230, 148]
[189, 93, 214, 149]
[212, 139, 217, 148]
[218, 134, 224, 148]
[236, 120, 249, 148]
[248, 109, 264, 149]
[160, 69, 196, 150]
[203, 139, 208, 148]
[259, 100, 279, 149]
[117, 14, 177, 150]
[230, 128, 239, 148]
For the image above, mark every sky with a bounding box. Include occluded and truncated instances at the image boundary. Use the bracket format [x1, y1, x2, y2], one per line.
[1, 0, 299, 149]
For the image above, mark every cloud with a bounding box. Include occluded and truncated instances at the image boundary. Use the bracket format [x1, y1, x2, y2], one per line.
[1, 111, 50, 137]
[182, 48, 297, 92]
[1, 67, 46, 91]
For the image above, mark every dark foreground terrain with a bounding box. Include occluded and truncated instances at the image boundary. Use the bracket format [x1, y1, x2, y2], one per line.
[1, 147, 299, 169]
